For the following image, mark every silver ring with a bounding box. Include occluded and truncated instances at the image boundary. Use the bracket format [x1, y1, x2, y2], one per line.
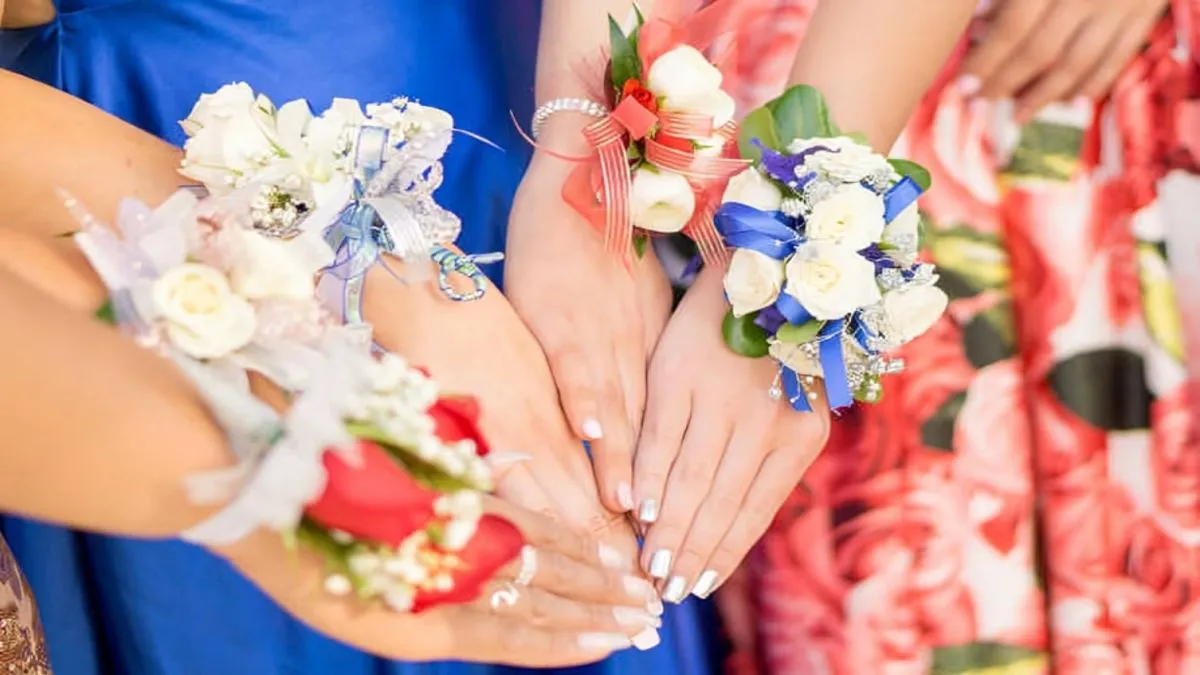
[489, 581, 520, 611]
[514, 545, 537, 586]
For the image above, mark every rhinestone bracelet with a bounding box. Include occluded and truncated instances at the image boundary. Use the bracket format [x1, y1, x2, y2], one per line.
[530, 97, 609, 140]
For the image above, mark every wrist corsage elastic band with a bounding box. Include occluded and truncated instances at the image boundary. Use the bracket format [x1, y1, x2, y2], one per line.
[66, 189, 523, 613]
[715, 86, 949, 412]
[529, 0, 749, 264]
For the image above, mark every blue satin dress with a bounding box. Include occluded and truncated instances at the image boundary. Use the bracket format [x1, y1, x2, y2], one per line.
[0, 2, 722, 673]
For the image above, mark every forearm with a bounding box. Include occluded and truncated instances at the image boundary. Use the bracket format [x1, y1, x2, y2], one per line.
[789, 0, 975, 150]
[0, 69, 182, 235]
[0, 0, 54, 28]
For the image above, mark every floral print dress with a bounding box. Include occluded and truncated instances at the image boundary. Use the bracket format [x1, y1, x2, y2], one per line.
[0, 536, 51, 674]
[712, 1, 1200, 673]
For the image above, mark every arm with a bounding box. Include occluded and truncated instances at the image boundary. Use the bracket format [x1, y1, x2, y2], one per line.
[789, 0, 977, 149]
[0, 0, 54, 28]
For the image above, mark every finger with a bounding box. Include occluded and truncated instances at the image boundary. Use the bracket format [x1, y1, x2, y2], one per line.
[700, 446, 822, 598]
[615, 320, 648, 436]
[587, 342, 638, 514]
[544, 338, 606, 443]
[976, 2, 1085, 100]
[1012, 12, 1121, 122]
[475, 579, 656, 635]
[486, 495, 632, 568]
[445, 605, 631, 667]
[959, 0, 1054, 96]
[1074, 8, 1160, 101]
[632, 360, 691, 530]
[667, 421, 771, 602]
[641, 409, 733, 600]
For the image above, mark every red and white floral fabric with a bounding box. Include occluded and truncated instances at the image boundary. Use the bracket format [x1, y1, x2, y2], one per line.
[714, 1, 1200, 673]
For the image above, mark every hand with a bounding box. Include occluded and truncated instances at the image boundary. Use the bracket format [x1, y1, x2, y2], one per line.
[960, 0, 1168, 122]
[633, 267, 829, 603]
[506, 149, 674, 515]
[362, 261, 647, 577]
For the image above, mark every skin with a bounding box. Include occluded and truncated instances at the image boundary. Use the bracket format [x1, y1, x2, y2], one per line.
[959, 0, 1171, 123]
[634, 0, 980, 602]
[0, 0, 54, 28]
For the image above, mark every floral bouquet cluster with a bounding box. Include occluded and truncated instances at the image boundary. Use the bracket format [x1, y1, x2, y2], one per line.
[179, 83, 487, 309]
[558, 2, 748, 262]
[715, 86, 948, 412]
[70, 186, 523, 613]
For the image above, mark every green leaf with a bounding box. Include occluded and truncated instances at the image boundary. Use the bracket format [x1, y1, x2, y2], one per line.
[608, 15, 641, 90]
[722, 310, 770, 358]
[737, 106, 780, 162]
[343, 420, 479, 493]
[633, 2, 646, 26]
[888, 158, 932, 191]
[774, 320, 824, 344]
[633, 233, 649, 258]
[765, 85, 837, 143]
[94, 299, 117, 325]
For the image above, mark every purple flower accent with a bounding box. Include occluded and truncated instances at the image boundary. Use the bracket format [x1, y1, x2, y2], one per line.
[754, 305, 787, 335]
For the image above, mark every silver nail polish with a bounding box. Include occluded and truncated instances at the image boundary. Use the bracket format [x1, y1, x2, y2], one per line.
[663, 576, 688, 603]
[578, 632, 633, 651]
[632, 627, 662, 651]
[692, 570, 720, 599]
[598, 543, 630, 570]
[648, 549, 672, 579]
[613, 606, 659, 629]
[637, 499, 659, 523]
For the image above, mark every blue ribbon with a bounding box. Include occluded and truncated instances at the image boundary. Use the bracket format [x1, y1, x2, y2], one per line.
[772, 287, 813, 326]
[714, 202, 800, 261]
[323, 126, 396, 281]
[779, 319, 853, 413]
[883, 176, 921, 223]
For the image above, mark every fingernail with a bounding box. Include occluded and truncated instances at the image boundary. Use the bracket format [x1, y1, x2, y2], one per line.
[648, 549, 672, 579]
[616, 482, 634, 511]
[598, 543, 630, 570]
[485, 451, 533, 468]
[957, 74, 981, 97]
[692, 570, 719, 599]
[647, 597, 664, 617]
[578, 632, 633, 651]
[624, 576, 657, 601]
[613, 606, 660, 629]
[637, 499, 659, 523]
[663, 576, 688, 604]
[581, 418, 604, 440]
[632, 627, 662, 651]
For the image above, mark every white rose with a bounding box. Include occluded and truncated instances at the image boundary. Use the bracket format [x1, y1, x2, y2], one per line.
[179, 82, 258, 136]
[179, 89, 283, 194]
[724, 249, 785, 317]
[646, 45, 723, 104]
[881, 284, 948, 344]
[722, 167, 783, 212]
[663, 88, 737, 128]
[805, 183, 886, 250]
[630, 166, 696, 233]
[153, 263, 257, 359]
[788, 136, 892, 183]
[228, 230, 333, 301]
[784, 241, 881, 320]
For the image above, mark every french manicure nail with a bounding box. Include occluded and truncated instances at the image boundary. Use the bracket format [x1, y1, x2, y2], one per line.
[637, 499, 659, 523]
[647, 597, 664, 617]
[957, 74, 982, 97]
[616, 482, 634, 511]
[582, 418, 604, 440]
[613, 606, 660, 629]
[578, 632, 633, 651]
[648, 549, 672, 579]
[485, 451, 533, 468]
[692, 570, 719, 599]
[598, 543, 630, 570]
[663, 576, 688, 603]
[632, 627, 662, 651]
[624, 576, 657, 601]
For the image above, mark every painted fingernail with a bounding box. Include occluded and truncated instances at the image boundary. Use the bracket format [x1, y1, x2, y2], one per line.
[485, 451, 533, 468]
[637, 499, 659, 523]
[613, 606, 660, 629]
[632, 627, 662, 651]
[616, 482, 634, 511]
[578, 632, 633, 651]
[692, 570, 719, 599]
[647, 597, 665, 617]
[957, 74, 982, 97]
[663, 576, 688, 604]
[598, 543, 630, 570]
[648, 549, 672, 579]
[624, 576, 657, 601]
[581, 418, 604, 440]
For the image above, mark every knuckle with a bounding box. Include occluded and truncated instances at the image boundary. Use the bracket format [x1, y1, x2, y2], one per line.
[706, 491, 745, 518]
[675, 457, 716, 485]
[634, 469, 669, 493]
[500, 623, 532, 652]
[527, 592, 553, 625]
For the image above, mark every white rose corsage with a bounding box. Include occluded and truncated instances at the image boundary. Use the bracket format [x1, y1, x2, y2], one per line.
[179, 83, 498, 316]
[714, 85, 948, 412]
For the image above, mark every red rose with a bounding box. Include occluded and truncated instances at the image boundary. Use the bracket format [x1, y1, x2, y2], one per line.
[429, 395, 490, 457]
[411, 513, 524, 612]
[306, 440, 438, 547]
[621, 78, 658, 114]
